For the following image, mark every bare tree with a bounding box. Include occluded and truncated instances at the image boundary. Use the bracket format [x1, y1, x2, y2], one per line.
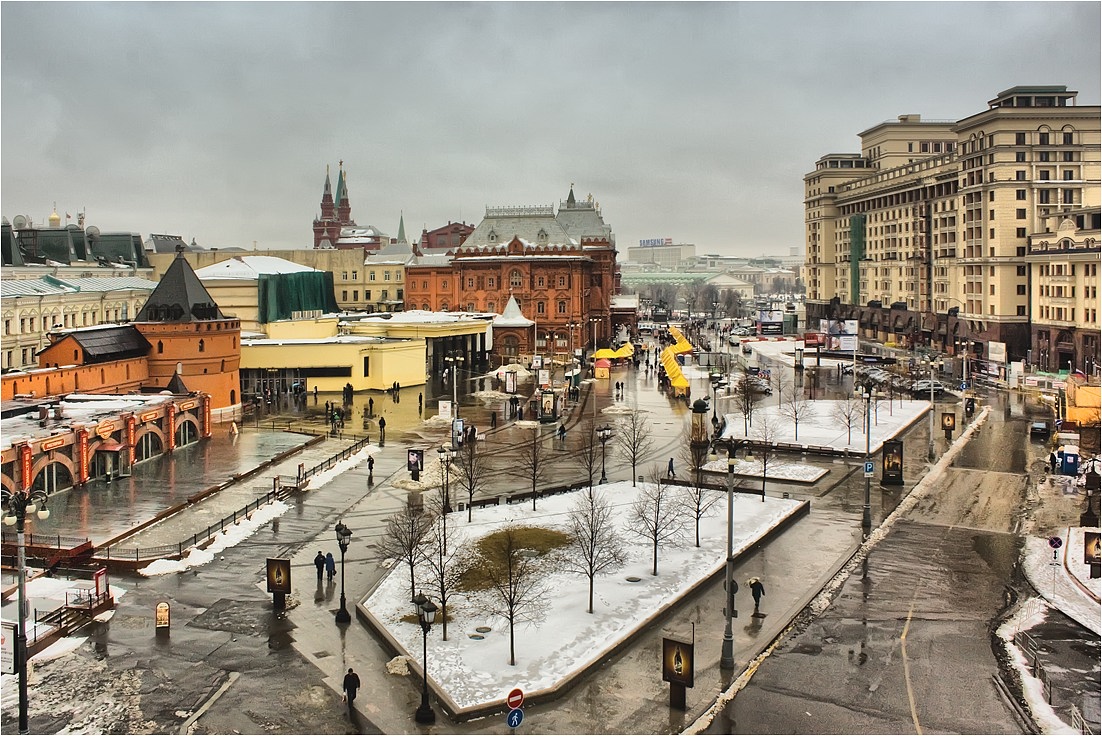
[418, 507, 466, 641]
[731, 376, 761, 435]
[375, 501, 432, 601]
[777, 383, 814, 442]
[513, 426, 552, 510]
[750, 419, 782, 503]
[561, 488, 627, 613]
[571, 421, 601, 492]
[470, 524, 551, 666]
[628, 468, 688, 575]
[831, 394, 864, 446]
[679, 435, 722, 547]
[613, 409, 655, 487]
[454, 438, 489, 523]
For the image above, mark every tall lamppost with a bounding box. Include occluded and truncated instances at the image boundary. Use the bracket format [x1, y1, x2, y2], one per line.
[923, 357, 943, 461]
[720, 447, 736, 669]
[545, 330, 556, 383]
[710, 375, 728, 434]
[334, 521, 352, 623]
[596, 424, 613, 483]
[566, 322, 579, 387]
[445, 352, 465, 449]
[855, 382, 880, 535]
[436, 445, 454, 548]
[412, 591, 440, 724]
[2, 488, 50, 735]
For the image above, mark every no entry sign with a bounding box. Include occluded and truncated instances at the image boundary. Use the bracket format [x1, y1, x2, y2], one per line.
[507, 687, 524, 710]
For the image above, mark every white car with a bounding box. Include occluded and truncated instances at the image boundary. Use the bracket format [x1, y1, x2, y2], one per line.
[911, 380, 946, 396]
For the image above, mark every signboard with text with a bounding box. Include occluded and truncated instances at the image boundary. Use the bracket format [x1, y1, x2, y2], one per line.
[881, 440, 904, 485]
[661, 637, 695, 688]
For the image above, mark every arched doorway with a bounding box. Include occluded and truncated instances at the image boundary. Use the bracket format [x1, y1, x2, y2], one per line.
[32, 462, 72, 494]
[175, 418, 200, 447]
[135, 431, 163, 463]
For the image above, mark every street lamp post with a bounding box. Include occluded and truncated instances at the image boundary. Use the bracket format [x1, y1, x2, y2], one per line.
[445, 352, 465, 449]
[334, 521, 352, 623]
[855, 382, 880, 535]
[2, 488, 50, 735]
[710, 375, 728, 434]
[720, 448, 736, 669]
[437, 446, 451, 553]
[923, 357, 943, 461]
[596, 424, 613, 483]
[412, 591, 440, 724]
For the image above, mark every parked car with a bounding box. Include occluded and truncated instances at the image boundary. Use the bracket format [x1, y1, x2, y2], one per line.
[1029, 421, 1051, 439]
[729, 335, 740, 346]
[911, 380, 946, 396]
[746, 377, 773, 395]
[742, 344, 752, 355]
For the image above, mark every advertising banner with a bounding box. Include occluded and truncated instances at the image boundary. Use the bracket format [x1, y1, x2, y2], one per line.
[1085, 531, 1100, 565]
[821, 319, 858, 351]
[661, 638, 695, 688]
[438, 400, 453, 421]
[407, 449, 424, 472]
[988, 341, 1007, 363]
[538, 369, 551, 386]
[1, 622, 15, 675]
[881, 440, 904, 486]
[266, 558, 291, 594]
[504, 371, 517, 394]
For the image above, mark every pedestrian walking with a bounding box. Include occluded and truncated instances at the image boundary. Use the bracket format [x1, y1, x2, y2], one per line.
[1049, 451, 1058, 474]
[667, 457, 675, 478]
[342, 667, 360, 714]
[367, 455, 375, 473]
[313, 386, 318, 401]
[490, 411, 497, 429]
[378, 416, 386, 441]
[325, 552, 336, 582]
[749, 577, 765, 612]
[558, 423, 566, 443]
[313, 551, 326, 582]
[368, 397, 374, 416]
[518, 406, 524, 421]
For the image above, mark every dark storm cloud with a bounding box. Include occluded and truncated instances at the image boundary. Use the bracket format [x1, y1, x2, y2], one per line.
[2, 2, 1099, 256]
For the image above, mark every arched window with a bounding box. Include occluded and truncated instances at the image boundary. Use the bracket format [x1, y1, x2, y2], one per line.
[537, 276, 545, 288]
[198, 339, 205, 353]
[557, 301, 566, 314]
[157, 341, 164, 354]
[510, 270, 523, 288]
[440, 302, 449, 311]
[230, 389, 236, 405]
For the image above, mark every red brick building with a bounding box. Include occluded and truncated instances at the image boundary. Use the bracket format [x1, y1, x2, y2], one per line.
[405, 188, 620, 360]
[418, 221, 474, 254]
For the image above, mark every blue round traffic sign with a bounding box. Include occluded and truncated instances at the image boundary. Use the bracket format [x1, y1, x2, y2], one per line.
[1048, 536, 1063, 549]
[507, 708, 524, 728]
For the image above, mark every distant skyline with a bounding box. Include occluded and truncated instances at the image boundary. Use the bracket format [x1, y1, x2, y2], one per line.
[2, 2, 1099, 258]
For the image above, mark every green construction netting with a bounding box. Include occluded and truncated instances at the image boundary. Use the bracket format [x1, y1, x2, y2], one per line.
[257, 271, 339, 323]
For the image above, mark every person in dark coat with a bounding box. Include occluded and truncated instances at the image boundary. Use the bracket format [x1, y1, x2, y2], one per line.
[313, 551, 326, 582]
[342, 667, 360, 713]
[749, 577, 765, 611]
[378, 416, 386, 440]
[490, 411, 497, 429]
[667, 457, 675, 478]
[1049, 451, 1058, 474]
[325, 552, 336, 582]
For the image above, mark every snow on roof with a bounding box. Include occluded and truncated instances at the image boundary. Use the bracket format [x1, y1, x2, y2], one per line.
[0, 393, 174, 452]
[358, 310, 475, 325]
[241, 335, 399, 346]
[193, 256, 319, 280]
[493, 295, 534, 327]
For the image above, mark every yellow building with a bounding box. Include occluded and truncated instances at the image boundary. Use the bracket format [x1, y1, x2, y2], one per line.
[239, 317, 426, 396]
[804, 85, 1100, 366]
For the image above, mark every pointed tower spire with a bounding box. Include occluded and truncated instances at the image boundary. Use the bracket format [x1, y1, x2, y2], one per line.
[397, 211, 407, 244]
[566, 183, 576, 206]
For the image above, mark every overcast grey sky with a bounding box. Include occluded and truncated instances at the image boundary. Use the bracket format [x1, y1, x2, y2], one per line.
[2, 2, 1099, 258]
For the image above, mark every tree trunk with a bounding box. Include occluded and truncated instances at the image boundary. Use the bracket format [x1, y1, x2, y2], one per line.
[441, 601, 448, 641]
[588, 576, 594, 614]
[509, 617, 516, 666]
[652, 542, 658, 576]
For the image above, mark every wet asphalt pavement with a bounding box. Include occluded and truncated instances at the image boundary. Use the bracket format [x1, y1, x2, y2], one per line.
[4, 341, 1097, 735]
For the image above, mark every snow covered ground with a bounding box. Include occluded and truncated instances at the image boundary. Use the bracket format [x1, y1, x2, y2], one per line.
[1020, 531, 1100, 636]
[700, 458, 829, 483]
[720, 398, 928, 454]
[362, 480, 803, 711]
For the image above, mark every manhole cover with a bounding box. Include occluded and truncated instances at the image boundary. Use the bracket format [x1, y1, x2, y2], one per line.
[626, 576, 642, 582]
[475, 626, 491, 633]
[469, 634, 485, 640]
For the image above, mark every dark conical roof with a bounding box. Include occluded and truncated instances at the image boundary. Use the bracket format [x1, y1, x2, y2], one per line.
[136, 250, 225, 322]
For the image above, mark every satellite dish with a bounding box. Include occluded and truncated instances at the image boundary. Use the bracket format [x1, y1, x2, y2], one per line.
[86, 225, 100, 240]
[12, 214, 28, 229]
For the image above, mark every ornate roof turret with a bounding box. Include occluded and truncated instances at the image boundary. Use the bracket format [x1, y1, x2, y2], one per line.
[135, 248, 225, 322]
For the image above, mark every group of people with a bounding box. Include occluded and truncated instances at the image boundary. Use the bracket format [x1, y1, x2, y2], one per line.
[313, 550, 336, 582]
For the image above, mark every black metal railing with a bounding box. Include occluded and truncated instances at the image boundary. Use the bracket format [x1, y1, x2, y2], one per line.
[303, 435, 373, 480]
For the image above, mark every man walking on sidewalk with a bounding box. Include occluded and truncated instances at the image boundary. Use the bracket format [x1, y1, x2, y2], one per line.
[342, 667, 360, 715]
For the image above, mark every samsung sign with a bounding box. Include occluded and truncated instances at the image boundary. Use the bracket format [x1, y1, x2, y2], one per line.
[638, 238, 674, 247]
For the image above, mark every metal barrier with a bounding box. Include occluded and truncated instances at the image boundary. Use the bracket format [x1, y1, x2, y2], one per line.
[303, 435, 373, 480]
[96, 488, 283, 563]
[1013, 630, 1052, 704]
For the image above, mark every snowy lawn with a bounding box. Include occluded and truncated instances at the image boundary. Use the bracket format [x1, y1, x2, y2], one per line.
[362, 480, 803, 711]
[701, 458, 829, 483]
[720, 398, 928, 455]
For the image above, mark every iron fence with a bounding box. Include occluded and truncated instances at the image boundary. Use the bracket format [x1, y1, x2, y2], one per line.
[303, 435, 373, 480]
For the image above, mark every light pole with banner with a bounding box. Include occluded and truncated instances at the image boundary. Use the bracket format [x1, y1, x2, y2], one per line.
[856, 381, 880, 535]
[2, 488, 50, 734]
[720, 448, 737, 669]
[923, 357, 943, 461]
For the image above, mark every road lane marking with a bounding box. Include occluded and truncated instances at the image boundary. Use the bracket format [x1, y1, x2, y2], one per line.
[900, 599, 923, 734]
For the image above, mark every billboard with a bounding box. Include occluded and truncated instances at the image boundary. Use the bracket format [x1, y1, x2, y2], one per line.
[661, 638, 695, 688]
[881, 440, 904, 486]
[988, 341, 1007, 363]
[266, 558, 291, 594]
[407, 449, 424, 472]
[821, 319, 858, 351]
[504, 371, 517, 394]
